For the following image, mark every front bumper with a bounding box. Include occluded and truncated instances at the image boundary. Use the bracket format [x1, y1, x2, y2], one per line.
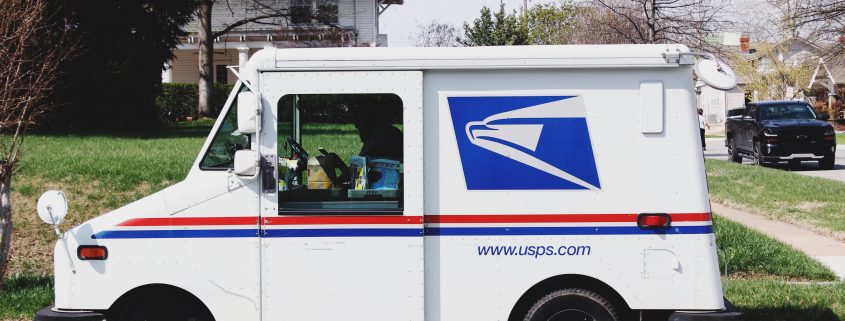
[762, 142, 835, 162]
[34, 305, 103, 321]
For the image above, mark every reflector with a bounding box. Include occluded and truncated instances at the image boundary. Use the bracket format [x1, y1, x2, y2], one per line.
[78, 246, 108, 260]
[637, 213, 671, 229]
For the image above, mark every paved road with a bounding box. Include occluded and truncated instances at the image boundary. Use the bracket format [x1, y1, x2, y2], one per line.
[703, 137, 845, 182]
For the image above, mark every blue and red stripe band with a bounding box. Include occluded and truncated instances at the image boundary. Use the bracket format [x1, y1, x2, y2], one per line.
[91, 213, 713, 239]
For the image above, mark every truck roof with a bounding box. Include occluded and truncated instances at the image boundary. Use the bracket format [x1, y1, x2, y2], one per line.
[247, 44, 694, 72]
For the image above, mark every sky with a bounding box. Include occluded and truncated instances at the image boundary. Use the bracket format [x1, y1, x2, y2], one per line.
[380, 0, 554, 47]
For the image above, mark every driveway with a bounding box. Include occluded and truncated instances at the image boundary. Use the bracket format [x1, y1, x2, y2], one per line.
[703, 137, 845, 183]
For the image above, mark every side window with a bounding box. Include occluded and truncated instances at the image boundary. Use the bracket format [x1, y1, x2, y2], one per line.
[200, 86, 250, 170]
[746, 105, 757, 119]
[277, 94, 403, 214]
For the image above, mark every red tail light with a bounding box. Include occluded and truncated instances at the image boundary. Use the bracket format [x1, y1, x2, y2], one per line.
[78, 246, 108, 260]
[637, 213, 671, 229]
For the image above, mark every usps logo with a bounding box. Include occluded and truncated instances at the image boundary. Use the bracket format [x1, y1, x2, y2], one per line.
[447, 95, 601, 190]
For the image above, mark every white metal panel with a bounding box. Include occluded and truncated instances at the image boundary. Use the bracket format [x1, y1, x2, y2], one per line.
[258, 71, 424, 321]
[640, 81, 665, 134]
[423, 67, 722, 320]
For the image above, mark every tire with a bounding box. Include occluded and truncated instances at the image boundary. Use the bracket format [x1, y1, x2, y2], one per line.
[788, 160, 801, 170]
[819, 155, 835, 170]
[523, 288, 619, 321]
[752, 141, 765, 166]
[108, 293, 213, 321]
[728, 139, 742, 163]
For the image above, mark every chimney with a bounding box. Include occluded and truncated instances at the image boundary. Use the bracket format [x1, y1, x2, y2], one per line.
[740, 33, 750, 54]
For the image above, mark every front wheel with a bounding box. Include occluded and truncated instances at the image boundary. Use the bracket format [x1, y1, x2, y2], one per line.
[523, 288, 619, 321]
[752, 142, 765, 166]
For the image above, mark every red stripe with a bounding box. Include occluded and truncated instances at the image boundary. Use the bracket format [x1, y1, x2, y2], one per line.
[427, 213, 711, 224]
[265, 216, 424, 225]
[117, 217, 258, 227]
[117, 213, 710, 227]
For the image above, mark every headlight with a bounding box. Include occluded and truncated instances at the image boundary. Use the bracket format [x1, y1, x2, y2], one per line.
[824, 127, 835, 136]
[763, 128, 778, 136]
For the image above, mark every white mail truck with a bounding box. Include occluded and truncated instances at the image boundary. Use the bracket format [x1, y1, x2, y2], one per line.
[35, 45, 741, 321]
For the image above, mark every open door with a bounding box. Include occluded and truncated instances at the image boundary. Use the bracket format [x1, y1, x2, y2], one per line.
[259, 71, 424, 321]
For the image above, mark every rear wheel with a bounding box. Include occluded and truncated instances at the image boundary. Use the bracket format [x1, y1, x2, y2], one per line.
[523, 288, 619, 321]
[728, 139, 742, 163]
[819, 155, 835, 170]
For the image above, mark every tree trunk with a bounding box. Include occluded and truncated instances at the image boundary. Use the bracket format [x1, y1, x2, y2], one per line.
[0, 164, 13, 285]
[197, 0, 214, 118]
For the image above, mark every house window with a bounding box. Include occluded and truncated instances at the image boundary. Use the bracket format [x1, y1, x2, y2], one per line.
[317, 0, 338, 24]
[277, 93, 404, 214]
[215, 65, 228, 84]
[291, 0, 338, 25]
[291, 0, 312, 25]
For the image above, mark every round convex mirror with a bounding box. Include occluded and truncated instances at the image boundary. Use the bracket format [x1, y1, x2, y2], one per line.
[37, 190, 67, 226]
[695, 58, 738, 91]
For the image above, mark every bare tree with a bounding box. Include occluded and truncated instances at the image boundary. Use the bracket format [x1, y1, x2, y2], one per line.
[412, 21, 461, 47]
[195, 0, 340, 117]
[0, 0, 74, 283]
[587, 0, 731, 52]
[787, 0, 845, 60]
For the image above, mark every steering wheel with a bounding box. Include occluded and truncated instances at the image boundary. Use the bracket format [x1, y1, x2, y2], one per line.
[286, 136, 309, 160]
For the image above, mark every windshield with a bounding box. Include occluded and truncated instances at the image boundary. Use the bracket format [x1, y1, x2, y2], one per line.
[758, 104, 817, 121]
[200, 85, 250, 170]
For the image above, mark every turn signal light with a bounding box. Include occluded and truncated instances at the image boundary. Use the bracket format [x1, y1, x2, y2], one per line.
[637, 213, 671, 229]
[77, 246, 108, 260]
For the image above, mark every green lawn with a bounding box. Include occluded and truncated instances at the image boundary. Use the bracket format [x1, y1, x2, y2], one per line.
[706, 158, 845, 240]
[837, 133, 845, 144]
[713, 215, 836, 281]
[727, 279, 845, 321]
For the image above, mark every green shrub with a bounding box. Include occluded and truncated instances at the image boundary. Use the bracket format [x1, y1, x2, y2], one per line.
[155, 83, 234, 123]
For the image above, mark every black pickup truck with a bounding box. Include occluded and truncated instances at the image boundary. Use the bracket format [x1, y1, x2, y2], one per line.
[725, 100, 836, 169]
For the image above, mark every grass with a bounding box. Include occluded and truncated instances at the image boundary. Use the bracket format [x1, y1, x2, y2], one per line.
[837, 133, 845, 144]
[0, 275, 53, 320]
[713, 215, 836, 281]
[727, 279, 845, 321]
[706, 158, 845, 240]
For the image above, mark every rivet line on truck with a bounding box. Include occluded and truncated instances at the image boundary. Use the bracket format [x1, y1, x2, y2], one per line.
[34, 44, 743, 321]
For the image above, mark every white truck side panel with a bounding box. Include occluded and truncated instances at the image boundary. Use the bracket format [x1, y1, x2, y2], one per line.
[422, 68, 721, 320]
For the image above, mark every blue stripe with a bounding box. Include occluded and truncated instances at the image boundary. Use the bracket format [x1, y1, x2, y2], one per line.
[91, 226, 713, 239]
[92, 229, 257, 239]
[426, 225, 713, 236]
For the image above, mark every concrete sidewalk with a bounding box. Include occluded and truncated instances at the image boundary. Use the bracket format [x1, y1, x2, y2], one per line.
[711, 202, 845, 280]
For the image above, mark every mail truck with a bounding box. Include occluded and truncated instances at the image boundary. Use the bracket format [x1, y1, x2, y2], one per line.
[35, 45, 741, 321]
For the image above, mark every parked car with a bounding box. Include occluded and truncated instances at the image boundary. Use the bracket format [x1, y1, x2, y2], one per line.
[725, 100, 835, 169]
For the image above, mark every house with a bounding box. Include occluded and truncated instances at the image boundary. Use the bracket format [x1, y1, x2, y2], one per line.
[697, 36, 823, 124]
[808, 56, 845, 114]
[162, 0, 404, 84]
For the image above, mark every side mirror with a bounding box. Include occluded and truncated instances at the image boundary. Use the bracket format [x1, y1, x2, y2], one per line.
[37, 191, 67, 237]
[234, 150, 259, 176]
[237, 92, 258, 134]
[818, 114, 830, 121]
